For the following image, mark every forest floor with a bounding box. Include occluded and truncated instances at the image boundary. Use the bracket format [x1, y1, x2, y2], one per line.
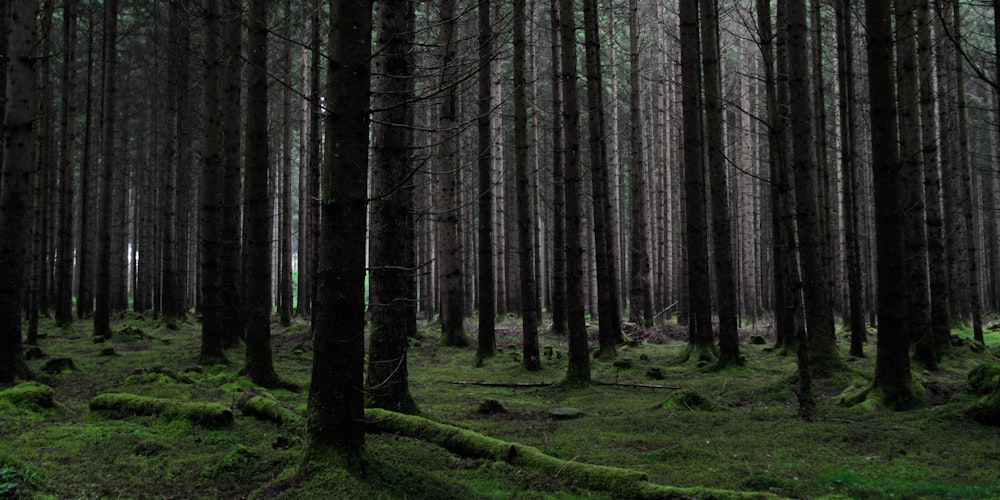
[2, 312, 999, 499]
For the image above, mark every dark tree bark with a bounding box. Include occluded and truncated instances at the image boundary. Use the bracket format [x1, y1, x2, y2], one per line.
[94, 0, 120, 338]
[55, 0, 79, 327]
[437, 0, 469, 347]
[560, 0, 590, 385]
[835, 0, 866, 358]
[367, 0, 418, 413]
[77, 6, 97, 320]
[896, 0, 935, 370]
[243, 0, 279, 388]
[549, 0, 567, 336]
[305, 0, 373, 472]
[918, 0, 950, 358]
[304, 0, 322, 321]
[0, 0, 38, 384]
[477, 0, 496, 360]
[278, 0, 293, 328]
[700, 0, 740, 369]
[198, 0, 228, 365]
[582, 0, 623, 359]
[514, 0, 540, 371]
[219, 0, 242, 349]
[628, 0, 652, 325]
[679, 0, 714, 361]
[867, 0, 920, 410]
[160, 0, 186, 330]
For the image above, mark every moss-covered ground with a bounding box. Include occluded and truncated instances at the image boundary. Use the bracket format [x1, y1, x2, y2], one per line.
[2, 313, 999, 498]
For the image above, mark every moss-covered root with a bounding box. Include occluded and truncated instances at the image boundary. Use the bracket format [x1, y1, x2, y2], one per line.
[89, 392, 234, 428]
[0, 381, 65, 414]
[840, 380, 929, 411]
[237, 393, 303, 431]
[364, 408, 776, 499]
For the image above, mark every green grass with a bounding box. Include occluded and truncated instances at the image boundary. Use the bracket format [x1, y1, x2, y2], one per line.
[2, 313, 999, 498]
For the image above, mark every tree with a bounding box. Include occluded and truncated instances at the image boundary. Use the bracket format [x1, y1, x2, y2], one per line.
[160, 0, 187, 330]
[514, 0, 540, 371]
[679, 0, 714, 362]
[477, 0, 496, 360]
[549, 0, 568, 336]
[437, 0, 470, 347]
[243, 0, 280, 388]
[627, 0, 652, 325]
[700, 0, 740, 369]
[94, 0, 120, 338]
[55, 0, 79, 327]
[560, 0, 590, 385]
[220, 0, 243, 349]
[198, 0, 228, 365]
[367, 0, 419, 413]
[866, 0, 921, 410]
[0, 0, 38, 384]
[305, 0, 373, 472]
[278, 0, 294, 328]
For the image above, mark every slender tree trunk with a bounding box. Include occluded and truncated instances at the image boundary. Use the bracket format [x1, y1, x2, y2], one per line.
[437, 0, 469, 346]
[560, 0, 590, 385]
[306, 0, 322, 323]
[550, 0, 567, 336]
[306, 0, 373, 472]
[278, 0, 294, 328]
[582, 0, 622, 358]
[867, 0, 920, 410]
[0, 0, 38, 383]
[835, 0, 866, 357]
[628, 0, 652, 325]
[896, 0, 935, 370]
[367, 0, 418, 413]
[680, 0, 714, 360]
[219, 0, 242, 348]
[55, 0, 79, 326]
[701, 0, 740, 368]
[77, 6, 97, 320]
[513, 0, 540, 371]
[94, 0, 120, 338]
[476, 0, 496, 360]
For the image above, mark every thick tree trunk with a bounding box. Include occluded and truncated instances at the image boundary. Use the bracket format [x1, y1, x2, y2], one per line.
[477, 0, 496, 360]
[867, 0, 920, 410]
[550, 0, 567, 336]
[628, 0, 652, 325]
[219, 0, 242, 348]
[306, 0, 373, 472]
[0, 0, 38, 383]
[367, 0, 419, 414]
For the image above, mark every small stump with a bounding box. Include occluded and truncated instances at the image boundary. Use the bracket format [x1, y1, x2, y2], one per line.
[646, 367, 665, 380]
[24, 346, 45, 360]
[548, 407, 583, 420]
[41, 357, 77, 375]
[477, 399, 507, 415]
[750, 335, 767, 345]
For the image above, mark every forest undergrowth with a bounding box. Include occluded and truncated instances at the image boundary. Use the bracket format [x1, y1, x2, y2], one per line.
[1, 313, 999, 499]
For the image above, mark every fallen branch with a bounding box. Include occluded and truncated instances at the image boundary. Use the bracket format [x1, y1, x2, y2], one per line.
[449, 380, 554, 388]
[90, 392, 233, 428]
[594, 381, 682, 390]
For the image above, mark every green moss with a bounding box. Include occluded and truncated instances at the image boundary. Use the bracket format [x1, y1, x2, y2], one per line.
[966, 386, 1000, 426]
[89, 392, 234, 428]
[237, 394, 303, 431]
[203, 445, 257, 480]
[658, 389, 726, 412]
[0, 382, 65, 415]
[965, 363, 1000, 396]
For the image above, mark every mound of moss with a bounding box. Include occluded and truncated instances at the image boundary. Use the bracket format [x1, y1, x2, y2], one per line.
[658, 389, 727, 412]
[0, 382, 65, 414]
[965, 364, 1000, 396]
[89, 392, 234, 428]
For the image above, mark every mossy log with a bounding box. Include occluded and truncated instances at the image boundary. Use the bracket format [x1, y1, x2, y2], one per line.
[89, 393, 234, 428]
[236, 393, 303, 430]
[364, 408, 775, 499]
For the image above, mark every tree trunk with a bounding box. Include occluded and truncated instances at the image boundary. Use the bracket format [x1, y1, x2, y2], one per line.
[513, 0, 540, 371]
[95, 0, 120, 338]
[306, 0, 373, 472]
[679, 0, 714, 360]
[550, 0, 567, 336]
[77, 6, 97, 320]
[560, 0, 590, 385]
[582, 0, 623, 358]
[198, 0, 228, 364]
[55, 0, 79, 326]
[437, 0, 469, 347]
[700, 0, 740, 369]
[476, 0, 496, 360]
[278, 0, 294, 328]
[0, 0, 38, 383]
[219, 0, 243, 348]
[367, 0, 418, 414]
[628, 0, 652, 325]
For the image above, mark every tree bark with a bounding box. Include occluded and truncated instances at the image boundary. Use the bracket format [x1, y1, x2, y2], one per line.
[477, 0, 496, 360]
[94, 0, 120, 338]
[628, 0, 652, 325]
[550, 0, 567, 336]
[367, 0, 418, 414]
[0, 0, 38, 383]
[219, 0, 243, 348]
[306, 0, 373, 472]
[55, 0, 79, 326]
[278, 0, 294, 328]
